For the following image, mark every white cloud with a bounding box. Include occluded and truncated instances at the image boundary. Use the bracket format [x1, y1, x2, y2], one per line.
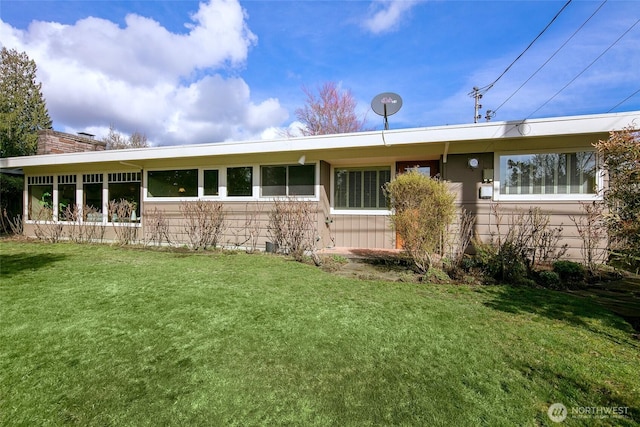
[363, 0, 419, 35]
[0, 0, 287, 146]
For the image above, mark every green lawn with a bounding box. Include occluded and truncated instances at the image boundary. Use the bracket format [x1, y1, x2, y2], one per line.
[1, 241, 638, 426]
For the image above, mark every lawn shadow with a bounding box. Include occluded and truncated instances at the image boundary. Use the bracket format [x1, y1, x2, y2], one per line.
[508, 355, 639, 426]
[482, 285, 638, 343]
[0, 252, 68, 279]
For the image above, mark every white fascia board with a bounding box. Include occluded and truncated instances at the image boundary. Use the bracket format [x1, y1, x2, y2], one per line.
[1, 111, 637, 170]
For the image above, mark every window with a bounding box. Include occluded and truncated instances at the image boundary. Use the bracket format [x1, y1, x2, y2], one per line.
[227, 167, 253, 197]
[27, 176, 53, 220]
[204, 170, 219, 196]
[58, 175, 77, 221]
[261, 164, 315, 197]
[499, 152, 596, 197]
[334, 167, 391, 209]
[83, 173, 104, 222]
[108, 172, 141, 220]
[148, 169, 198, 197]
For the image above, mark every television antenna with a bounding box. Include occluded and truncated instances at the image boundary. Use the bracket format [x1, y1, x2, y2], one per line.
[371, 92, 403, 130]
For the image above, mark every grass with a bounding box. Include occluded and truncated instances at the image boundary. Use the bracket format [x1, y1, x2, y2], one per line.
[1, 241, 638, 426]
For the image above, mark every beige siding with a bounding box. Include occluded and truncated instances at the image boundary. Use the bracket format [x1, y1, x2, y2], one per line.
[330, 214, 394, 249]
[465, 200, 605, 261]
[142, 201, 326, 250]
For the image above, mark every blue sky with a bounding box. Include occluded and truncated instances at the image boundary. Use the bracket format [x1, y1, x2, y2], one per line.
[1, 0, 638, 146]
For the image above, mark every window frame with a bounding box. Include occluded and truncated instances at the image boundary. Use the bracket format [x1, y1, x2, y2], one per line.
[226, 166, 254, 198]
[107, 171, 142, 224]
[147, 168, 199, 198]
[26, 175, 54, 222]
[144, 163, 319, 202]
[82, 173, 106, 223]
[260, 164, 317, 198]
[330, 165, 393, 215]
[493, 149, 603, 201]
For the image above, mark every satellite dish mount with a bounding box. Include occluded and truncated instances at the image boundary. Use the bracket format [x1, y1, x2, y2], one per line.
[371, 92, 403, 130]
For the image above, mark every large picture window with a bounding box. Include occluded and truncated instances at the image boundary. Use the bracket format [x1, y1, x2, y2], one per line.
[148, 169, 198, 197]
[58, 175, 77, 221]
[27, 176, 53, 220]
[334, 167, 391, 209]
[108, 172, 141, 220]
[83, 173, 104, 222]
[227, 167, 253, 197]
[499, 152, 596, 196]
[261, 164, 315, 197]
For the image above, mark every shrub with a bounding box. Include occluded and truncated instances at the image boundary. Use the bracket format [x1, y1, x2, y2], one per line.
[536, 270, 562, 289]
[267, 197, 318, 262]
[144, 207, 172, 247]
[443, 208, 476, 274]
[108, 199, 138, 245]
[594, 126, 640, 273]
[472, 205, 571, 285]
[180, 201, 225, 250]
[553, 260, 585, 284]
[384, 170, 456, 274]
[568, 201, 606, 275]
[2, 208, 23, 236]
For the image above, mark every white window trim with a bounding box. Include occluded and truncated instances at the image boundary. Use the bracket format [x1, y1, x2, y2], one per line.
[25, 172, 142, 226]
[144, 163, 320, 202]
[200, 168, 220, 198]
[493, 149, 603, 202]
[330, 164, 393, 215]
[107, 171, 142, 225]
[145, 167, 199, 201]
[259, 163, 318, 199]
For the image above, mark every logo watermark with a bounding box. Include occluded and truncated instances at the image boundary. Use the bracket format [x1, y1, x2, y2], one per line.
[547, 403, 630, 423]
[548, 403, 567, 423]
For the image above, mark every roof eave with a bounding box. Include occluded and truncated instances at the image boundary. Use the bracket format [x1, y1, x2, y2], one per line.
[1, 111, 637, 169]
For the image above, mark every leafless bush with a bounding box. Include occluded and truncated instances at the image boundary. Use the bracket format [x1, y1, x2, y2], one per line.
[236, 203, 263, 253]
[108, 199, 138, 245]
[268, 197, 318, 262]
[144, 207, 172, 246]
[180, 201, 226, 250]
[81, 205, 106, 243]
[2, 209, 23, 235]
[444, 208, 476, 270]
[32, 206, 64, 242]
[62, 204, 82, 242]
[227, 203, 263, 251]
[569, 201, 607, 274]
[492, 204, 567, 269]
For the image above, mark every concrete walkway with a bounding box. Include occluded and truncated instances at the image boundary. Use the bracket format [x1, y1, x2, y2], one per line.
[317, 247, 405, 260]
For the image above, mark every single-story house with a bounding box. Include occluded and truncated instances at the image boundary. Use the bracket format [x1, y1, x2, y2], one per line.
[1, 111, 638, 258]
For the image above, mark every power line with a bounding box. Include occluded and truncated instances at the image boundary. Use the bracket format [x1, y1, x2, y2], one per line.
[476, 0, 573, 95]
[608, 88, 640, 113]
[493, 0, 607, 115]
[525, 18, 639, 119]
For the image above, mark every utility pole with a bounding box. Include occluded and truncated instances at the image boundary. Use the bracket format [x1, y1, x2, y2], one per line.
[469, 87, 483, 123]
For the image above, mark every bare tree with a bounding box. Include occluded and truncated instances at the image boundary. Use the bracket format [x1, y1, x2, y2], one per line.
[294, 82, 367, 136]
[103, 124, 149, 149]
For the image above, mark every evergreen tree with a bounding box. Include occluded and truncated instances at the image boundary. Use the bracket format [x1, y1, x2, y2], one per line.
[0, 47, 52, 157]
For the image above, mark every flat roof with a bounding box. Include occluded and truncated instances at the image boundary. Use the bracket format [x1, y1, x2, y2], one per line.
[2, 111, 638, 170]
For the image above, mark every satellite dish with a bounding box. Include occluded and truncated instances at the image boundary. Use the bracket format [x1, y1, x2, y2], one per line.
[371, 92, 403, 130]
